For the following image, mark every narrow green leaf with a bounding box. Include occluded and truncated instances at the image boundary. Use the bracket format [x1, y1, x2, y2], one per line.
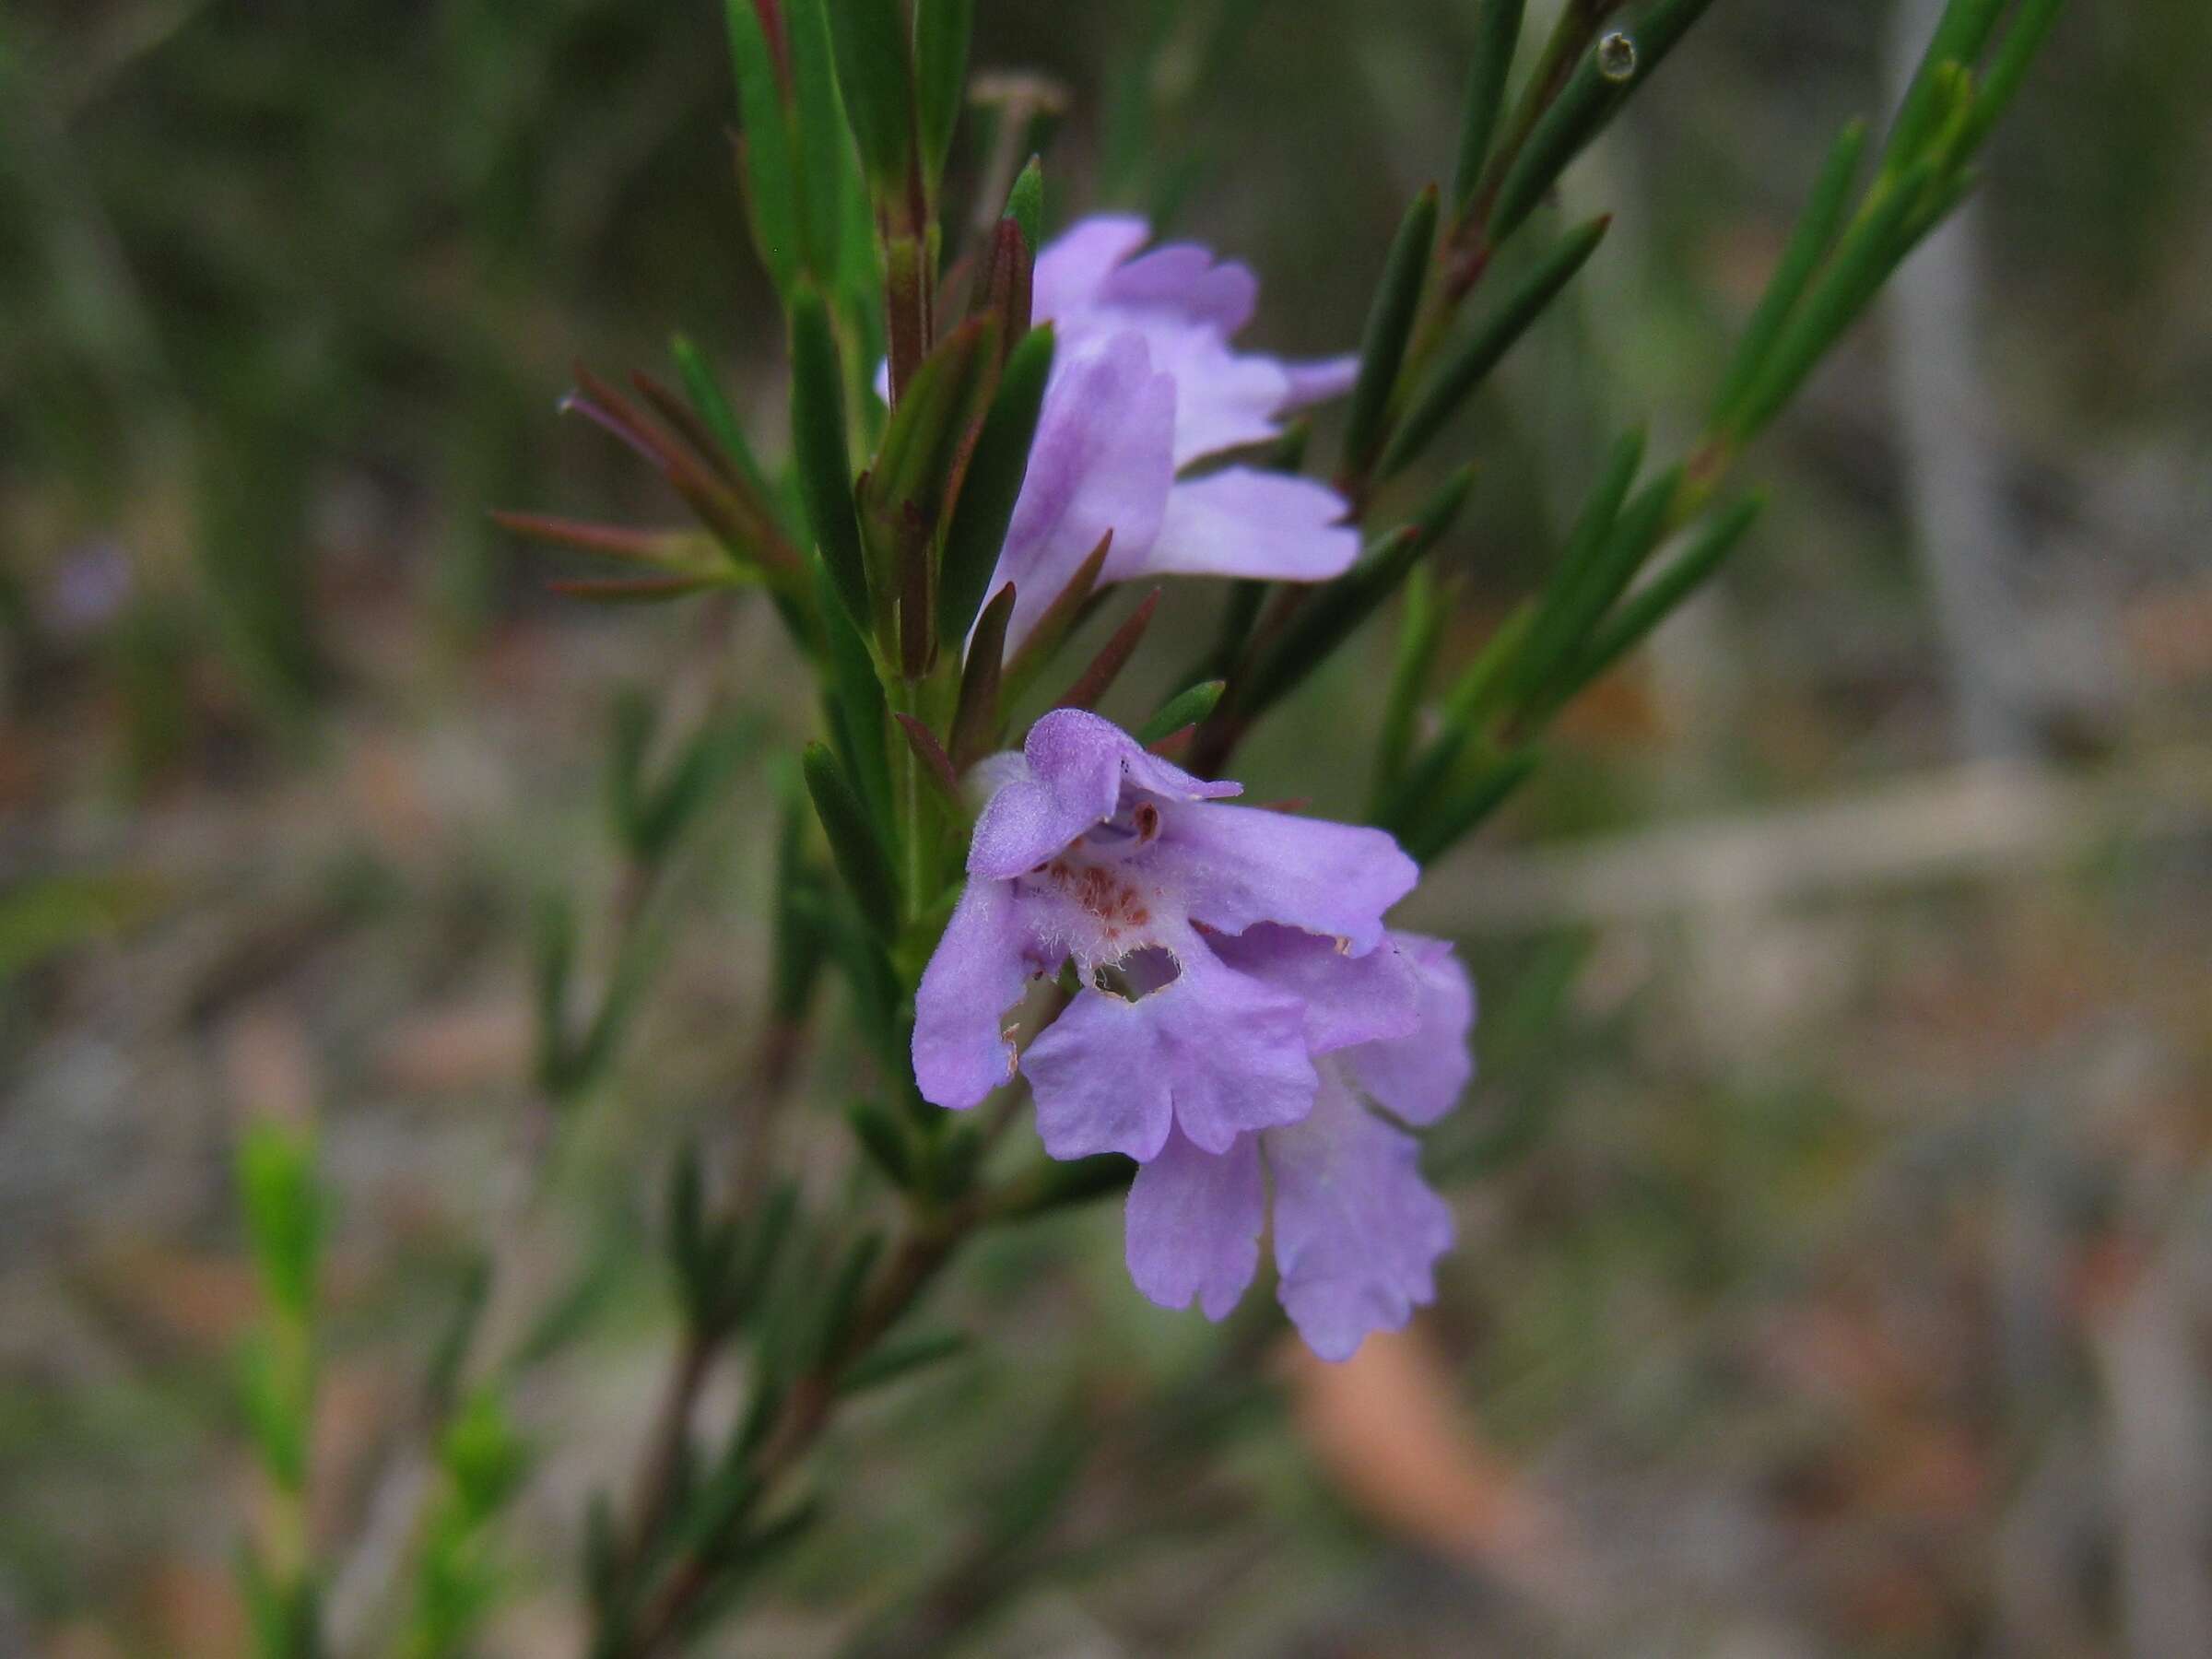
[769, 773, 830, 1025]
[570, 367, 779, 563]
[1965, 0, 2065, 148]
[1375, 604, 1532, 838]
[735, 1182, 802, 1315]
[787, 287, 872, 638]
[670, 333, 779, 518]
[864, 316, 997, 537]
[1452, 0, 1527, 215]
[1135, 678, 1226, 746]
[1488, 0, 1721, 241]
[949, 582, 1015, 770]
[1380, 215, 1608, 480]
[826, 0, 914, 195]
[973, 218, 1035, 349]
[630, 369, 750, 495]
[1235, 529, 1419, 726]
[892, 712, 962, 806]
[1371, 564, 1449, 811]
[1198, 579, 1267, 683]
[724, 0, 801, 291]
[240, 1335, 310, 1493]
[1495, 431, 1650, 712]
[676, 1500, 822, 1641]
[813, 1230, 886, 1370]
[802, 742, 900, 939]
[1554, 493, 1762, 701]
[1404, 747, 1543, 864]
[1053, 588, 1159, 712]
[839, 1329, 969, 1394]
[528, 892, 575, 1091]
[815, 563, 893, 834]
[866, 318, 1000, 669]
[238, 1123, 321, 1324]
[630, 717, 757, 866]
[666, 1141, 707, 1291]
[834, 150, 887, 355]
[610, 689, 664, 846]
[1000, 532, 1112, 707]
[493, 512, 719, 575]
[845, 1098, 915, 1188]
[1710, 121, 1868, 427]
[545, 575, 729, 606]
[1005, 155, 1044, 253]
[1512, 465, 1683, 724]
[915, 0, 974, 188]
[1724, 155, 1941, 441]
[424, 1256, 490, 1411]
[1342, 184, 1439, 475]
[1881, 0, 2007, 175]
[1236, 462, 1477, 721]
[938, 325, 1053, 645]
[786, 0, 854, 276]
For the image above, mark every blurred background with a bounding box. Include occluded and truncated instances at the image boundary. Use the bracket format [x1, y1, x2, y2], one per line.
[4, 1, 2209, 1653]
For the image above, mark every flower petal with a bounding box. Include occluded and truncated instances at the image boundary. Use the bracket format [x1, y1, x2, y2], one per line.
[994, 333, 1176, 649]
[1097, 242, 1259, 335]
[1124, 1126, 1264, 1321]
[1031, 215, 1151, 323]
[968, 713, 1124, 877]
[1277, 353, 1359, 409]
[1023, 946, 1317, 1159]
[1267, 1072, 1455, 1361]
[969, 709, 1239, 878]
[1209, 923, 1425, 1053]
[1021, 985, 1176, 1161]
[1346, 932, 1476, 1125]
[1159, 337, 1293, 465]
[912, 877, 1043, 1110]
[1113, 735, 1244, 806]
[1144, 468, 1359, 582]
[1162, 803, 1418, 955]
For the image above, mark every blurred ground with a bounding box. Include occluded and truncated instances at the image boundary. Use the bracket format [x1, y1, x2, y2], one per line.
[4, 2, 2210, 1655]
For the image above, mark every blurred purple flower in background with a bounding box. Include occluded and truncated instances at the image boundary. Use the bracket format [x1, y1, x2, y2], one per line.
[41, 539, 135, 641]
[988, 218, 1360, 647]
[912, 709, 1473, 1359]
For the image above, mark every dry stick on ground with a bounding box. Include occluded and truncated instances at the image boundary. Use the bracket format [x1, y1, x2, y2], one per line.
[1404, 748, 2212, 934]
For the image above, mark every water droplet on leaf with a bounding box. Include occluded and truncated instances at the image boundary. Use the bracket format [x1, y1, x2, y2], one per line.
[1596, 30, 1638, 82]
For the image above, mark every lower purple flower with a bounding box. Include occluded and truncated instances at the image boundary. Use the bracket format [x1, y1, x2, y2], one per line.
[1125, 926, 1472, 1360]
[912, 710, 1476, 1360]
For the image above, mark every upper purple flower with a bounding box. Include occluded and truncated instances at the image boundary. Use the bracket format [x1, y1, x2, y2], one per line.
[912, 709, 1418, 1162]
[988, 217, 1360, 647]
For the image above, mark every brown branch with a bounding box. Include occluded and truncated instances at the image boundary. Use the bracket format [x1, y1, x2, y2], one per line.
[615, 1218, 966, 1656]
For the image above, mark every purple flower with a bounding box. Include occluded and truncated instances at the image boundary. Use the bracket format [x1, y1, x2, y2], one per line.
[988, 217, 1360, 647]
[1126, 926, 1474, 1360]
[911, 709, 1473, 1361]
[912, 710, 1418, 1162]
